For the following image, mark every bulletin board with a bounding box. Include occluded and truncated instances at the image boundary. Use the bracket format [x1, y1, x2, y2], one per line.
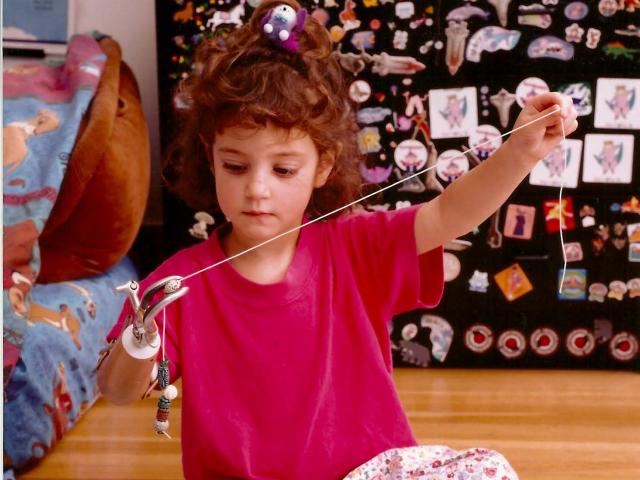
[155, 0, 640, 370]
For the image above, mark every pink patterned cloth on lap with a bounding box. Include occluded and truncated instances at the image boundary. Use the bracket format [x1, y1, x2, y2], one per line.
[344, 445, 519, 480]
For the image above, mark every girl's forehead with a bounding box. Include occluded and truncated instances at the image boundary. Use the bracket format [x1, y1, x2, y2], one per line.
[213, 123, 311, 146]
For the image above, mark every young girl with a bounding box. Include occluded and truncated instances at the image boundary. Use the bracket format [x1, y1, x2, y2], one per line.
[98, 0, 578, 478]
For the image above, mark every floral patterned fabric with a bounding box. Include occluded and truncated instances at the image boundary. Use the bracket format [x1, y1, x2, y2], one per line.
[344, 445, 518, 480]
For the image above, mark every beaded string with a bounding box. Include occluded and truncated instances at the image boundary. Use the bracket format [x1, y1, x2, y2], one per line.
[180, 105, 568, 285]
[153, 308, 178, 438]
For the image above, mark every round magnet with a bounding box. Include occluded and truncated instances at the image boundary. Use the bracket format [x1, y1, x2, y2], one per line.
[515, 77, 550, 108]
[348, 80, 371, 104]
[598, 0, 618, 17]
[443, 252, 461, 282]
[468, 124, 502, 159]
[436, 149, 468, 183]
[564, 2, 589, 20]
[566, 328, 596, 357]
[401, 323, 419, 340]
[497, 330, 527, 359]
[465, 324, 494, 353]
[530, 327, 560, 356]
[394, 139, 428, 172]
[329, 25, 346, 43]
[609, 332, 639, 362]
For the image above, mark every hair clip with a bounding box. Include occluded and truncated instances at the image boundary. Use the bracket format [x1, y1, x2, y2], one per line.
[260, 4, 307, 53]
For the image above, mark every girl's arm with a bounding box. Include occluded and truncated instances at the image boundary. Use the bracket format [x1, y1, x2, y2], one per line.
[415, 92, 578, 254]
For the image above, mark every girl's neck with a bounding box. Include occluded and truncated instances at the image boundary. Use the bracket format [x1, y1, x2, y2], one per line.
[220, 226, 300, 284]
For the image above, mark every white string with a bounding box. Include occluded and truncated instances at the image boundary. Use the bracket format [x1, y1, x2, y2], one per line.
[558, 119, 568, 294]
[182, 105, 563, 283]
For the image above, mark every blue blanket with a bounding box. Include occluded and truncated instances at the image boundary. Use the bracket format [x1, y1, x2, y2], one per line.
[3, 35, 106, 384]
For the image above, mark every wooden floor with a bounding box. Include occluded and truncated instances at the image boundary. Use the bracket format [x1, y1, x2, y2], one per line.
[18, 369, 640, 480]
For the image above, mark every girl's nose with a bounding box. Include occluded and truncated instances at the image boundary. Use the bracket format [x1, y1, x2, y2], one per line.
[245, 174, 270, 199]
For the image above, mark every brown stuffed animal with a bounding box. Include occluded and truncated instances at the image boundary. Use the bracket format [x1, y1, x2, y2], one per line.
[39, 37, 150, 282]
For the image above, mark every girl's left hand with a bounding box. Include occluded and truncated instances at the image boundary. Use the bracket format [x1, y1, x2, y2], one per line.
[506, 92, 579, 167]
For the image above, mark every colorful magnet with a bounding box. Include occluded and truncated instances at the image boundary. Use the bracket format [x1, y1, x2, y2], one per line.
[515, 77, 550, 108]
[586, 28, 602, 49]
[588, 282, 608, 302]
[357, 107, 392, 124]
[487, 0, 512, 27]
[594, 78, 640, 129]
[351, 31, 376, 50]
[468, 124, 502, 160]
[357, 127, 382, 154]
[348, 79, 371, 103]
[468, 270, 490, 292]
[609, 332, 639, 362]
[443, 252, 462, 282]
[627, 278, 640, 297]
[565, 23, 585, 43]
[447, 5, 491, 21]
[543, 197, 576, 233]
[339, 0, 361, 31]
[395, 2, 415, 19]
[403, 93, 428, 117]
[466, 27, 521, 63]
[445, 21, 470, 75]
[566, 328, 596, 357]
[529, 139, 582, 188]
[428, 87, 478, 139]
[494, 263, 534, 301]
[401, 323, 418, 340]
[518, 4, 553, 29]
[359, 162, 392, 183]
[528, 36, 575, 60]
[630, 242, 640, 261]
[420, 314, 454, 362]
[579, 204, 596, 227]
[370, 53, 426, 76]
[490, 88, 517, 128]
[497, 330, 527, 359]
[598, 0, 619, 17]
[628, 223, 640, 243]
[436, 150, 469, 183]
[393, 30, 408, 50]
[615, 25, 640, 38]
[622, 196, 640, 213]
[558, 269, 587, 300]
[582, 134, 634, 184]
[394, 139, 428, 172]
[558, 82, 593, 116]
[465, 324, 494, 353]
[564, 2, 589, 20]
[563, 242, 584, 262]
[607, 280, 627, 300]
[530, 327, 560, 357]
[504, 204, 536, 240]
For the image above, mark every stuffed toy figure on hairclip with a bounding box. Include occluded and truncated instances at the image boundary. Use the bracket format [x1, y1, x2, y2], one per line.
[260, 4, 307, 53]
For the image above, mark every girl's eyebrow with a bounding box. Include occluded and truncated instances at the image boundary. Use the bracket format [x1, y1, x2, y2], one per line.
[216, 146, 306, 159]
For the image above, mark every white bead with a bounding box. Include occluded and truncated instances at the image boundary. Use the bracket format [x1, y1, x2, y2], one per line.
[264, 24, 273, 34]
[279, 30, 290, 41]
[154, 419, 169, 432]
[163, 385, 178, 401]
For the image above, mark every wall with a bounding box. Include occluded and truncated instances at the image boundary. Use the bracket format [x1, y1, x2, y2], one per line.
[75, 0, 162, 225]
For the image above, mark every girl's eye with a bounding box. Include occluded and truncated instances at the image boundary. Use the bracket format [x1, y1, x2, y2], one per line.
[222, 162, 247, 173]
[273, 167, 296, 177]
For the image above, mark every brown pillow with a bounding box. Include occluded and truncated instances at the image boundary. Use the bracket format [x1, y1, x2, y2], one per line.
[39, 37, 150, 282]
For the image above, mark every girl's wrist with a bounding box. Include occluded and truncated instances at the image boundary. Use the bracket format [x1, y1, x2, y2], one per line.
[502, 139, 540, 171]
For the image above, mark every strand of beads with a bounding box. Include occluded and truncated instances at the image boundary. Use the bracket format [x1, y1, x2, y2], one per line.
[154, 359, 178, 438]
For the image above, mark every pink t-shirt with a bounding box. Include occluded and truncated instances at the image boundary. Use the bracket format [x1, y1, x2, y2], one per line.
[109, 205, 443, 479]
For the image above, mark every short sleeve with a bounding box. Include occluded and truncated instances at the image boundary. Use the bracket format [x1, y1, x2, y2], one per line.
[107, 266, 182, 381]
[332, 205, 444, 317]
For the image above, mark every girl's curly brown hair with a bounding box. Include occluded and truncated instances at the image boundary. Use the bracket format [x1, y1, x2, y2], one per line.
[163, 0, 364, 218]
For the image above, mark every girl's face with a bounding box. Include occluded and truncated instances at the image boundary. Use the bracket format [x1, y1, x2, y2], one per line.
[211, 123, 332, 244]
